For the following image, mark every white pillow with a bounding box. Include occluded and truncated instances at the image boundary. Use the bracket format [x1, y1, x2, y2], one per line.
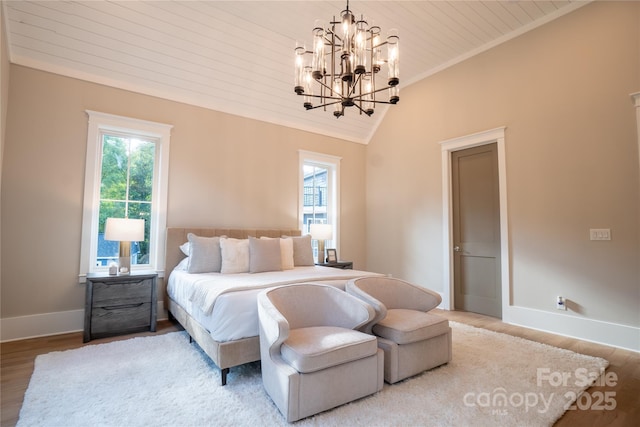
[186, 234, 223, 274]
[180, 242, 191, 256]
[174, 257, 189, 271]
[261, 237, 294, 270]
[220, 238, 250, 274]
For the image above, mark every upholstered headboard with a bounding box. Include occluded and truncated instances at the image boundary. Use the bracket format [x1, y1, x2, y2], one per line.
[165, 227, 302, 276]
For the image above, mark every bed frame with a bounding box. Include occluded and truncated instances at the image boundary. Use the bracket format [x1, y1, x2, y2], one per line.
[165, 227, 301, 385]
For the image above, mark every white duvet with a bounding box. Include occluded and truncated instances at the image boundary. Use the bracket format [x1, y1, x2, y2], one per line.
[167, 266, 383, 342]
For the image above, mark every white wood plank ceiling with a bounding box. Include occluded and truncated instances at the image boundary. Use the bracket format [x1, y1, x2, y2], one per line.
[3, 1, 588, 144]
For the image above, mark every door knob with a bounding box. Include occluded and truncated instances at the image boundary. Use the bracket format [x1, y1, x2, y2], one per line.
[453, 246, 461, 252]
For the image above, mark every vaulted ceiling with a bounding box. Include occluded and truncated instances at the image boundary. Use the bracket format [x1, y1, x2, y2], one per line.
[3, 1, 587, 143]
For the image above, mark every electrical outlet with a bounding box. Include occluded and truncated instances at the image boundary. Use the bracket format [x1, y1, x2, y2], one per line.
[556, 296, 567, 310]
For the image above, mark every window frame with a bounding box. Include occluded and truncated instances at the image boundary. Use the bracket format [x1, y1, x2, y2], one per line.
[79, 110, 172, 281]
[298, 150, 341, 254]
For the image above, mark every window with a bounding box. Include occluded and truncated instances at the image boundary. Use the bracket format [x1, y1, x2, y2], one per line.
[98, 135, 154, 267]
[80, 111, 172, 280]
[299, 151, 341, 258]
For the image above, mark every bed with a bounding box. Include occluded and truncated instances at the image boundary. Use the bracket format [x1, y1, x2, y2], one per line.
[165, 227, 383, 385]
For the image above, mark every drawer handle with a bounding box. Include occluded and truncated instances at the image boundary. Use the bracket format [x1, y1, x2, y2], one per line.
[103, 303, 144, 310]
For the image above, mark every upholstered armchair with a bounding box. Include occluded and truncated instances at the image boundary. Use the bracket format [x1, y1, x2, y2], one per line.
[257, 284, 384, 422]
[346, 276, 452, 384]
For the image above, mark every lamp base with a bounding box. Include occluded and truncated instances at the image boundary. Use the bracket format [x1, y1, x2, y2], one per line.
[118, 241, 131, 274]
[317, 240, 325, 264]
[117, 257, 131, 275]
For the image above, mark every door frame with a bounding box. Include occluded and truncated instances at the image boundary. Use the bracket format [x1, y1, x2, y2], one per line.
[439, 127, 511, 320]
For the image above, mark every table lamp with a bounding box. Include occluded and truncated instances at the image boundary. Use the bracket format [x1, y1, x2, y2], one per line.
[310, 223, 333, 264]
[104, 218, 145, 275]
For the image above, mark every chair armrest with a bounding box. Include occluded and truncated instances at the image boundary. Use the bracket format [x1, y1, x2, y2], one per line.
[329, 288, 377, 331]
[257, 290, 290, 358]
[265, 283, 374, 331]
[345, 280, 387, 334]
[396, 280, 442, 312]
[348, 276, 442, 312]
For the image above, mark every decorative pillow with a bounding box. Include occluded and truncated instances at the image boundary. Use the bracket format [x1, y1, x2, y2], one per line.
[180, 242, 190, 256]
[249, 237, 282, 273]
[174, 257, 189, 271]
[220, 238, 250, 274]
[283, 234, 314, 266]
[186, 233, 222, 274]
[260, 237, 294, 270]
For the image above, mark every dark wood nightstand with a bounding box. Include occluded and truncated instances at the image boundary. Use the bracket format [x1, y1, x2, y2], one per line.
[84, 272, 158, 342]
[315, 261, 353, 270]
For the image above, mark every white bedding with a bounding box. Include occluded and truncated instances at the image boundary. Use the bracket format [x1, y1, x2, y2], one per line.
[167, 266, 383, 342]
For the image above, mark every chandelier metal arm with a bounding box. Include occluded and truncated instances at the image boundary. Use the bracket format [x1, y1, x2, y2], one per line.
[342, 72, 361, 98]
[352, 102, 373, 116]
[359, 85, 395, 98]
[304, 94, 343, 103]
[314, 77, 336, 95]
[304, 101, 344, 111]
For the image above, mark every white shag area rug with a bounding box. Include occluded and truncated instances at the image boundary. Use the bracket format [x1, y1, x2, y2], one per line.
[18, 322, 608, 427]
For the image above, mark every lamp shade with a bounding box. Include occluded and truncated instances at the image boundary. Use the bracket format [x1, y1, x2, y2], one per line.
[104, 218, 145, 242]
[309, 223, 333, 241]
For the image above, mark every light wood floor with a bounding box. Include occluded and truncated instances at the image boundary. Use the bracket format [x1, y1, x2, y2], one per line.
[1, 311, 638, 426]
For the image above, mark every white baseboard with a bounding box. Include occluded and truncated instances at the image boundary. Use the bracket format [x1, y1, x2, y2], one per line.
[0, 309, 85, 342]
[436, 295, 638, 353]
[0, 302, 169, 343]
[504, 305, 639, 353]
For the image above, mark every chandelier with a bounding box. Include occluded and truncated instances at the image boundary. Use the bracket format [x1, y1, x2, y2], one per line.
[294, 1, 399, 118]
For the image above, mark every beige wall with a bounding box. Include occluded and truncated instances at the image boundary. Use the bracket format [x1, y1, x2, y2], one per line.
[366, 2, 639, 328]
[1, 1, 11, 320]
[1, 1, 8, 167]
[1, 66, 367, 319]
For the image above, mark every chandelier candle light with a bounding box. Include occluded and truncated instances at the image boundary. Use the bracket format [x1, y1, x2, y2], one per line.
[295, 0, 399, 117]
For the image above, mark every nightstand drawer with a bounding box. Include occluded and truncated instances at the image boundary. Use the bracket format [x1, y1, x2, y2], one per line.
[91, 302, 153, 335]
[84, 273, 158, 343]
[92, 280, 152, 307]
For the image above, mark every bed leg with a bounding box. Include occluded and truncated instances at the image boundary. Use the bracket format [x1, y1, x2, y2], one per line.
[221, 368, 229, 386]
[189, 335, 193, 344]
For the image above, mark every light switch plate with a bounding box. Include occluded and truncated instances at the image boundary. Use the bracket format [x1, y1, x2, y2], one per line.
[590, 229, 611, 241]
